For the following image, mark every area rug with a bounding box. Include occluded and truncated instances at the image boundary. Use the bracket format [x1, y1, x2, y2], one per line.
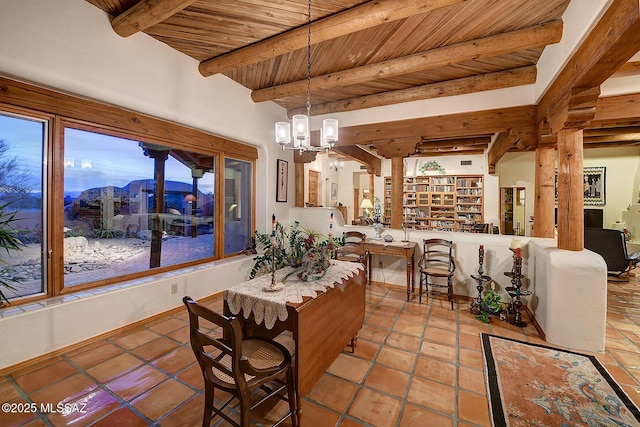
[481, 333, 640, 427]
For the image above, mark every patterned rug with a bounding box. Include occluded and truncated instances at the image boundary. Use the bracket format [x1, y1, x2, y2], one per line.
[481, 333, 640, 426]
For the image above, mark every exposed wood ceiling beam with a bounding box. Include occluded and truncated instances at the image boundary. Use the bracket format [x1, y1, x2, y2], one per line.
[418, 149, 485, 157]
[198, 0, 466, 77]
[487, 129, 516, 174]
[417, 136, 492, 150]
[591, 93, 640, 124]
[417, 145, 489, 154]
[289, 66, 537, 117]
[252, 20, 562, 102]
[111, 0, 198, 38]
[337, 105, 536, 147]
[331, 146, 382, 176]
[584, 141, 640, 149]
[537, 0, 640, 133]
[611, 61, 640, 78]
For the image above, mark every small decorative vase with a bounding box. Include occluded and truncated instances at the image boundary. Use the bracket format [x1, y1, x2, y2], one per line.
[373, 222, 384, 240]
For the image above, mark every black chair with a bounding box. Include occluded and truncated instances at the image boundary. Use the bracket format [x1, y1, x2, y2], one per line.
[183, 296, 298, 427]
[419, 239, 456, 309]
[584, 228, 640, 280]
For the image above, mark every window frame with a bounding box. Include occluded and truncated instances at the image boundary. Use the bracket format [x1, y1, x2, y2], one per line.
[0, 76, 257, 303]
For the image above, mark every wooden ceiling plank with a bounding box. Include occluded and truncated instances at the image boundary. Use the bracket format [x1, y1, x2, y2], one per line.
[289, 65, 536, 116]
[331, 146, 382, 176]
[111, 0, 199, 38]
[416, 136, 492, 149]
[611, 61, 640, 78]
[537, 0, 640, 133]
[198, 0, 467, 76]
[252, 20, 562, 102]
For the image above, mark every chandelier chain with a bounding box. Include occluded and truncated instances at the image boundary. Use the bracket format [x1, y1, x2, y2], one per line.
[306, 0, 312, 115]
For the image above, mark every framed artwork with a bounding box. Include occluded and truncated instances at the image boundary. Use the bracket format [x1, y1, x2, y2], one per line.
[555, 166, 605, 206]
[331, 183, 338, 200]
[276, 159, 288, 202]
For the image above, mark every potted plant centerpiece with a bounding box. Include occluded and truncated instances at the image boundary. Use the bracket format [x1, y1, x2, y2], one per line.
[475, 289, 503, 323]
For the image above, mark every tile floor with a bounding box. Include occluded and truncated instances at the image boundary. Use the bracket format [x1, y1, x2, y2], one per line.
[1, 277, 639, 427]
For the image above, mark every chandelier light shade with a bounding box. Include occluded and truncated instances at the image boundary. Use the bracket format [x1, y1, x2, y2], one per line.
[274, 0, 338, 153]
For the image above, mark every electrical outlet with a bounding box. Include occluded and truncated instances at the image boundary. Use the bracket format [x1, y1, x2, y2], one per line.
[378, 260, 383, 268]
[170, 283, 178, 294]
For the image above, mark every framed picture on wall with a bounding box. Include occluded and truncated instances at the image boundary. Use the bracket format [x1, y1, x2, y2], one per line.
[554, 166, 606, 206]
[276, 159, 288, 202]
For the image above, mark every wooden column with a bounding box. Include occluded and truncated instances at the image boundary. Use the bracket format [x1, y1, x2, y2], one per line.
[295, 163, 305, 207]
[556, 129, 584, 250]
[391, 157, 404, 229]
[369, 173, 375, 206]
[533, 147, 556, 238]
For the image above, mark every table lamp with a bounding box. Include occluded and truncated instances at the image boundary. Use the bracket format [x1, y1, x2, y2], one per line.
[360, 198, 373, 217]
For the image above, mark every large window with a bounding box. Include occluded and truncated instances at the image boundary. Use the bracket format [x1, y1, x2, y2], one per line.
[0, 113, 46, 301]
[0, 77, 257, 304]
[63, 128, 216, 288]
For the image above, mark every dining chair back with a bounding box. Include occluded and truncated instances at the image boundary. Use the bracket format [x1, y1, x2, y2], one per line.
[419, 239, 456, 309]
[183, 296, 298, 427]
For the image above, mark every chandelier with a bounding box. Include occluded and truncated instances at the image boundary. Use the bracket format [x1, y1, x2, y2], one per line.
[275, 0, 338, 153]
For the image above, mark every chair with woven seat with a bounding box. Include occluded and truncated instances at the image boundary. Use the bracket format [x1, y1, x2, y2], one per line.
[183, 296, 298, 427]
[419, 239, 456, 309]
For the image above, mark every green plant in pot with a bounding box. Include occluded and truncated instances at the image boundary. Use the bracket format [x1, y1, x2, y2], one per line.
[475, 289, 503, 324]
[0, 202, 26, 305]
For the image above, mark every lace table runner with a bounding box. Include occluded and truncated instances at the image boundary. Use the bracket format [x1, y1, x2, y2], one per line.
[225, 260, 364, 330]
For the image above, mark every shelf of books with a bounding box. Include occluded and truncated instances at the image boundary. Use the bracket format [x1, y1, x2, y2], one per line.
[391, 174, 484, 232]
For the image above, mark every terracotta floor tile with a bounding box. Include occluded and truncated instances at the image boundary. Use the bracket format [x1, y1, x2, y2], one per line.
[396, 310, 426, 324]
[407, 376, 455, 415]
[458, 322, 490, 336]
[152, 346, 196, 374]
[458, 347, 484, 370]
[349, 338, 380, 361]
[112, 328, 161, 350]
[157, 395, 204, 427]
[609, 349, 640, 370]
[30, 373, 98, 406]
[357, 324, 389, 343]
[458, 332, 482, 351]
[458, 366, 486, 395]
[426, 315, 457, 331]
[393, 319, 425, 336]
[365, 312, 395, 329]
[419, 341, 456, 362]
[147, 317, 187, 335]
[106, 364, 168, 401]
[306, 374, 358, 413]
[386, 331, 421, 352]
[372, 304, 402, 318]
[364, 364, 410, 398]
[376, 347, 416, 372]
[297, 400, 339, 427]
[603, 364, 640, 387]
[91, 406, 148, 427]
[0, 379, 21, 402]
[340, 418, 368, 426]
[68, 341, 124, 369]
[0, 398, 36, 426]
[167, 325, 190, 345]
[87, 353, 143, 383]
[131, 379, 195, 421]
[424, 325, 457, 346]
[457, 390, 491, 426]
[348, 388, 402, 427]
[176, 363, 204, 390]
[47, 389, 120, 427]
[15, 360, 78, 393]
[413, 356, 456, 386]
[131, 337, 179, 361]
[327, 354, 371, 383]
[399, 403, 454, 427]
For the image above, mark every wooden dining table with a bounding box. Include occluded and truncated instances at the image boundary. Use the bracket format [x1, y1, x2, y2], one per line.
[223, 260, 366, 417]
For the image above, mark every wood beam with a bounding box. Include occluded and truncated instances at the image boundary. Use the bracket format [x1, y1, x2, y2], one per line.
[416, 136, 492, 150]
[290, 66, 537, 117]
[533, 147, 556, 238]
[556, 129, 584, 251]
[295, 163, 304, 207]
[391, 157, 404, 229]
[415, 145, 488, 155]
[331, 146, 382, 176]
[252, 21, 561, 102]
[487, 129, 515, 175]
[538, 0, 640, 133]
[111, 0, 198, 38]
[198, 0, 465, 77]
[611, 61, 640, 78]
[592, 93, 640, 124]
[338, 106, 536, 147]
[374, 141, 419, 159]
[292, 151, 317, 163]
[415, 149, 485, 157]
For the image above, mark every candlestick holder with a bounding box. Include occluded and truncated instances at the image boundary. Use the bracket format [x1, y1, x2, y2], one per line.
[470, 248, 492, 315]
[504, 248, 531, 326]
[263, 244, 284, 292]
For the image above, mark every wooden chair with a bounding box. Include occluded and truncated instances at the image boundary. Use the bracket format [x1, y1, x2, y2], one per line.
[183, 296, 298, 427]
[419, 239, 456, 309]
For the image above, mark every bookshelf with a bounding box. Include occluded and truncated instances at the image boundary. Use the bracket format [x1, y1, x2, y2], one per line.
[391, 174, 484, 231]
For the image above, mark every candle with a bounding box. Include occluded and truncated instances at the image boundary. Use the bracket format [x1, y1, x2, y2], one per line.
[510, 238, 521, 249]
[491, 280, 495, 291]
[515, 247, 522, 258]
[329, 212, 333, 237]
[271, 213, 276, 247]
